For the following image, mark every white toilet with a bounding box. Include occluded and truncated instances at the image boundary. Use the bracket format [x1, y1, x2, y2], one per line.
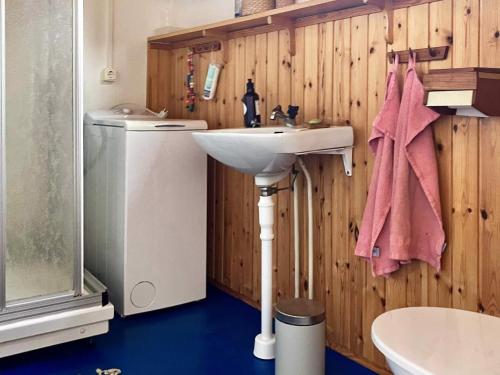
[372, 307, 500, 375]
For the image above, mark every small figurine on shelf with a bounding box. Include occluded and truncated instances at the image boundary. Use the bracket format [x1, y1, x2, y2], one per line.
[185, 49, 196, 112]
[235, 0, 242, 17]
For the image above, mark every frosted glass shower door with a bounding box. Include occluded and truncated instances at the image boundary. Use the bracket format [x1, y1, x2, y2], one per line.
[1, 0, 82, 304]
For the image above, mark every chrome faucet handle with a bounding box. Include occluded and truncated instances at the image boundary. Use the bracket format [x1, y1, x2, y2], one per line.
[287, 105, 299, 120]
[270, 104, 284, 121]
[272, 104, 283, 113]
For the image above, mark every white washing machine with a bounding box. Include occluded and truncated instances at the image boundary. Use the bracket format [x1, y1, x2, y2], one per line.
[84, 109, 208, 316]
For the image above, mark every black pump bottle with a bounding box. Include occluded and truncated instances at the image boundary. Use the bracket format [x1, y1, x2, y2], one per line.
[242, 79, 261, 128]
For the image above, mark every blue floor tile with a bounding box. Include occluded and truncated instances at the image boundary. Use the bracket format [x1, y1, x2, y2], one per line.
[0, 287, 376, 375]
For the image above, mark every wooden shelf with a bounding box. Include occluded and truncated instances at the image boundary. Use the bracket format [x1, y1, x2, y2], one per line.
[148, 0, 386, 51]
[148, 0, 440, 54]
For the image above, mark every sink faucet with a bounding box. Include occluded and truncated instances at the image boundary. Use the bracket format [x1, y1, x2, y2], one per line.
[270, 105, 300, 127]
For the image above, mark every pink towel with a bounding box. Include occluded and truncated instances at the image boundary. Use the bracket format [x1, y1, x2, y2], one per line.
[389, 56, 445, 270]
[355, 56, 401, 276]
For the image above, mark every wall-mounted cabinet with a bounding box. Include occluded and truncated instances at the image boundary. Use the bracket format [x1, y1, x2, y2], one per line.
[424, 68, 500, 117]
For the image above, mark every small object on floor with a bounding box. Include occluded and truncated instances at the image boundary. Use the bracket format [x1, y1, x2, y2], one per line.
[96, 369, 122, 375]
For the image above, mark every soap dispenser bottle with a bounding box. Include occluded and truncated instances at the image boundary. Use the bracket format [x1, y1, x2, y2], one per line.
[242, 79, 261, 127]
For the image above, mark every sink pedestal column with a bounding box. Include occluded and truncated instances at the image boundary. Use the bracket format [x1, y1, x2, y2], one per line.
[253, 189, 276, 360]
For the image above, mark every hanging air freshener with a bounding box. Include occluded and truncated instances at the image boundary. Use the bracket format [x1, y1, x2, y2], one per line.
[203, 63, 222, 101]
[185, 49, 196, 112]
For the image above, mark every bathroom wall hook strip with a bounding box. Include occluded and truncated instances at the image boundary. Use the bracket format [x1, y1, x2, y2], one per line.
[387, 46, 449, 64]
[191, 41, 222, 55]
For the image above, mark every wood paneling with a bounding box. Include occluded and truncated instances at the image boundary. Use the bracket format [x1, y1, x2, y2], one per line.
[452, 0, 480, 311]
[365, 11, 387, 367]
[479, 0, 500, 316]
[147, 1, 500, 371]
[429, 0, 454, 309]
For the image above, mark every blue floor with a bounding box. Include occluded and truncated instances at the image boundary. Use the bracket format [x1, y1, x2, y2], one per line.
[0, 286, 375, 375]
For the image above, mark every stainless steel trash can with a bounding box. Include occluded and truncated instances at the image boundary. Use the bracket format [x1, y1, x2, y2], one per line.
[275, 298, 325, 375]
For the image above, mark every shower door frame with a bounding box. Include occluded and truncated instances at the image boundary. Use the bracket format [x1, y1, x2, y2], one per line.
[0, 0, 84, 314]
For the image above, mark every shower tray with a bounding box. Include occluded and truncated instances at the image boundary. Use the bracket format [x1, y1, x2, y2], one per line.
[0, 271, 114, 358]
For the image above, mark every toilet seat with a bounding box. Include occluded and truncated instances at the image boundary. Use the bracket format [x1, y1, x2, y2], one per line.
[372, 307, 500, 375]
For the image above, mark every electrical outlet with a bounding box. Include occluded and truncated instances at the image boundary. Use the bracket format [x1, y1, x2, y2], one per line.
[101, 67, 117, 82]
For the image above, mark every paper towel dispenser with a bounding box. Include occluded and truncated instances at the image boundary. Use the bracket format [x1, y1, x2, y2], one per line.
[423, 68, 500, 117]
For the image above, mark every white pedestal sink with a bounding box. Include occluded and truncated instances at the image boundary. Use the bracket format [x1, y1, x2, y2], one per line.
[192, 125, 354, 360]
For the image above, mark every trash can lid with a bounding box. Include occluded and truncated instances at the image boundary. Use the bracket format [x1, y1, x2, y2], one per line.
[275, 298, 325, 326]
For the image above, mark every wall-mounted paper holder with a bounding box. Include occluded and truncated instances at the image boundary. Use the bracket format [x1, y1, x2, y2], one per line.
[423, 68, 500, 117]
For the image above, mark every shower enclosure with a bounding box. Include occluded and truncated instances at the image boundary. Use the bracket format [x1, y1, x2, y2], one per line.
[0, 0, 113, 357]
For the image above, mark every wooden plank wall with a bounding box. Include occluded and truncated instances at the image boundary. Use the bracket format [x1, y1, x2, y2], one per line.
[147, 0, 500, 371]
